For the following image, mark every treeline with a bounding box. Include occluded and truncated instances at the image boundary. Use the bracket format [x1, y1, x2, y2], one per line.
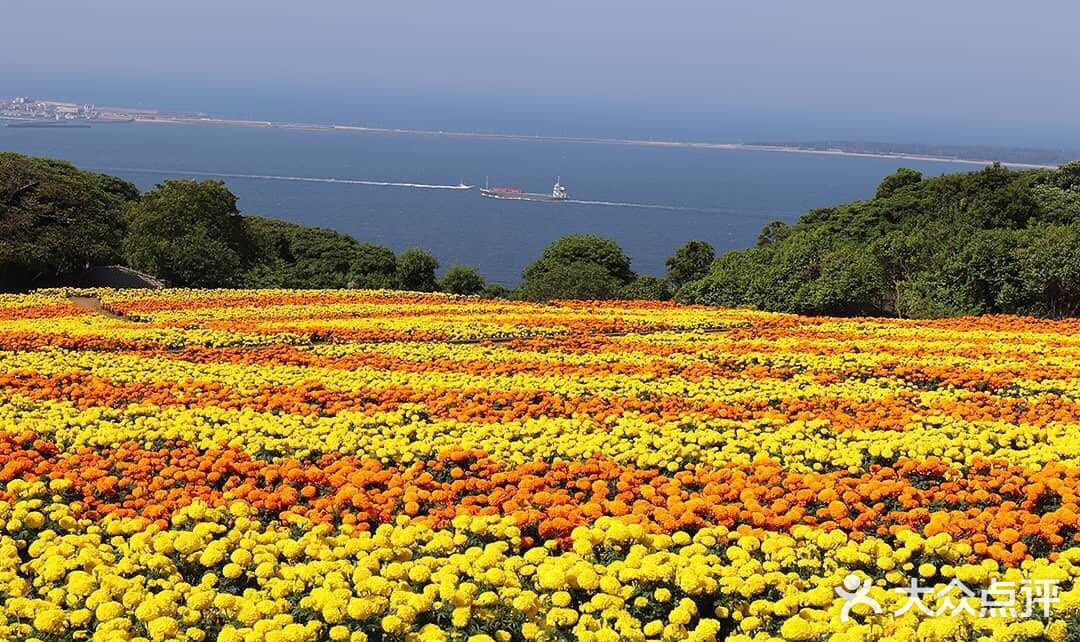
[678, 163, 1080, 318]
[3, 152, 1080, 317]
[0, 152, 703, 300]
[0, 153, 496, 296]
[121, 178, 498, 295]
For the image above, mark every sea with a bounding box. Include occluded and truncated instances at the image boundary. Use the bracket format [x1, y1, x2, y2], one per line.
[1, 78, 1061, 285]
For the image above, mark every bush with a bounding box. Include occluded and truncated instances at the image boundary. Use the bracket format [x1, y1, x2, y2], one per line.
[481, 283, 512, 299]
[1014, 224, 1080, 317]
[619, 276, 671, 301]
[665, 240, 715, 288]
[875, 167, 923, 199]
[517, 261, 623, 301]
[396, 248, 439, 292]
[519, 235, 635, 301]
[351, 244, 398, 284]
[523, 235, 635, 285]
[242, 217, 398, 289]
[439, 265, 486, 295]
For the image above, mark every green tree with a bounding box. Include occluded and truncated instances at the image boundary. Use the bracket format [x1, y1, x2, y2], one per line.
[124, 180, 252, 287]
[756, 220, 791, 247]
[439, 265, 486, 295]
[351, 244, 396, 277]
[795, 244, 887, 315]
[942, 229, 1022, 313]
[241, 217, 399, 289]
[523, 235, 635, 285]
[481, 283, 512, 299]
[0, 153, 137, 290]
[619, 275, 671, 301]
[348, 244, 398, 289]
[875, 167, 923, 199]
[676, 248, 763, 307]
[396, 247, 439, 292]
[665, 240, 715, 288]
[243, 218, 361, 288]
[1031, 161, 1080, 225]
[895, 272, 977, 319]
[742, 229, 832, 313]
[519, 235, 635, 301]
[517, 261, 623, 302]
[1015, 224, 1080, 317]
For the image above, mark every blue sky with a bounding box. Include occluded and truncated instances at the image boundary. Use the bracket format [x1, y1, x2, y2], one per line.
[2, 0, 1078, 130]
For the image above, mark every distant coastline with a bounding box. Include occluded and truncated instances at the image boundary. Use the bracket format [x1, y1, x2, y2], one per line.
[131, 115, 1063, 169]
[4, 120, 91, 129]
[3, 96, 1071, 169]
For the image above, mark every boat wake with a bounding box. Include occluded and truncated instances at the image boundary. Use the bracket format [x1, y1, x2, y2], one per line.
[91, 167, 473, 190]
[90, 166, 782, 218]
[566, 199, 743, 215]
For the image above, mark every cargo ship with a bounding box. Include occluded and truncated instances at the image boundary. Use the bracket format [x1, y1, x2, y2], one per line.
[480, 178, 568, 202]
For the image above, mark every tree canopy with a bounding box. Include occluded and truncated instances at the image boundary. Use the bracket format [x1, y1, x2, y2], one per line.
[523, 235, 635, 284]
[665, 240, 715, 291]
[874, 167, 923, 199]
[679, 162, 1080, 317]
[0, 153, 138, 291]
[518, 260, 624, 301]
[519, 235, 635, 300]
[243, 217, 398, 289]
[620, 275, 671, 301]
[396, 247, 440, 292]
[124, 180, 253, 287]
[439, 265, 486, 295]
[2, 154, 488, 294]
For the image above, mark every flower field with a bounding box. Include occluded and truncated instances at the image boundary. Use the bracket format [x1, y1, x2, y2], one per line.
[2, 289, 1079, 642]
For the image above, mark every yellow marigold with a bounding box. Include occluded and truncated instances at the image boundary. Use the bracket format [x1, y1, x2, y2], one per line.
[779, 617, 817, 641]
[24, 511, 45, 530]
[409, 564, 432, 584]
[416, 624, 447, 642]
[451, 606, 471, 628]
[536, 566, 565, 590]
[1046, 620, 1068, 642]
[32, 608, 67, 634]
[551, 591, 572, 607]
[147, 616, 179, 642]
[95, 600, 126, 622]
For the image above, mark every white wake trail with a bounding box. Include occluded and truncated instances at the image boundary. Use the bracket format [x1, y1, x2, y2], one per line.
[91, 167, 473, 190]
[93, 166, 783, 218]
[566, 199, 759, 215]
